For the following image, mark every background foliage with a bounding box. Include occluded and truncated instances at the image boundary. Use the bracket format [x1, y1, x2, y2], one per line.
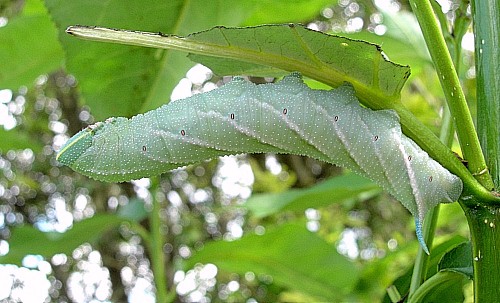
[0, 0, 477, 302]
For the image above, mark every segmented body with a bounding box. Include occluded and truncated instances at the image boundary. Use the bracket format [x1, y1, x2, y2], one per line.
[57, 73, 463, 253]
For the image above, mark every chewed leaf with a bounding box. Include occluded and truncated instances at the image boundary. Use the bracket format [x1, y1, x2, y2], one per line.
[57, 73, 463, 252]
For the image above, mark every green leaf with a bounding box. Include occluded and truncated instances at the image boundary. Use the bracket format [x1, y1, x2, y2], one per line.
[187, 25, 410, 102]
[0, 214, 127, 265]
[0, 128, 43, 153]
[246, 173, 381, 218]
[438, 241, 473, 279]
[409, 271, 467, 303]
[45, 0, 333, 120]
[0, 0, 63, 89]
[380, 235, 467, 303]
[186, 222, 359, 301]
[65, 24, 410, 104]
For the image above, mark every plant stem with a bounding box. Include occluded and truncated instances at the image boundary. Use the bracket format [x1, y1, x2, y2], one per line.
[471, 0, 500, 190]
[460, 193, 500, 302]
[467, 1, 500, 299]
[411, 2, 500, 302]
[150, 180, 169, 302]
[408, 0, 494, 190]
[386, 285, 402, 302]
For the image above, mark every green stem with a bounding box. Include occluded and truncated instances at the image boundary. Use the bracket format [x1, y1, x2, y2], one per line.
[411, 3, 500, 302]
[471, 0, 500, 190]
[460, 193, 500, 302]
[150, 181, 169, 302]
[408, 0, 494, 190]
[469, 1, 500, 299]
[439, 105, 454, 148]
[386, 285, 402, 303]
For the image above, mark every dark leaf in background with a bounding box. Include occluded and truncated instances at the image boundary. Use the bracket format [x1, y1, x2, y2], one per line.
[187, 223, 359, 301]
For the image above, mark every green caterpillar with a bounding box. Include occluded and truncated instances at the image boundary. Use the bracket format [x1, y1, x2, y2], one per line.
[57, 73, 463, 253]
